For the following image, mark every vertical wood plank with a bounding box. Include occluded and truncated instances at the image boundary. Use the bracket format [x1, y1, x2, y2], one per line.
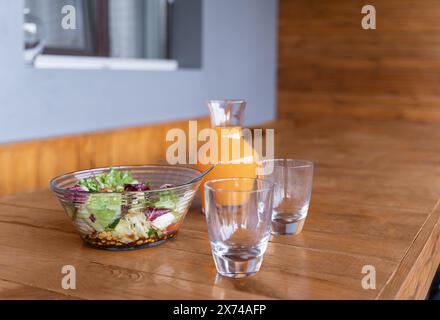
[278, 0, 440, 122]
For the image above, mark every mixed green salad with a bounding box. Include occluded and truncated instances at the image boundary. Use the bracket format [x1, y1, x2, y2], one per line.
[65, 168, 181, 247]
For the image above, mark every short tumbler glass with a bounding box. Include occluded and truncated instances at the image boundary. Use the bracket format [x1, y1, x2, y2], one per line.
[204, 178, 274, 278]
[259, 159, 314, 235]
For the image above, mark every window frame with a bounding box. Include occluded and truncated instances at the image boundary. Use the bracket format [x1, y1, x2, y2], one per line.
[42, 0, 110, 57]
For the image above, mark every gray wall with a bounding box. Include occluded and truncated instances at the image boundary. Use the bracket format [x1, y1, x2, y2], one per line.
[0, 0, 278, 144]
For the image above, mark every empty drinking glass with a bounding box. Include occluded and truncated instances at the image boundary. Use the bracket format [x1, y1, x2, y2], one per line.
[204, 178, 274, 278]
[259, 159, 314, 235]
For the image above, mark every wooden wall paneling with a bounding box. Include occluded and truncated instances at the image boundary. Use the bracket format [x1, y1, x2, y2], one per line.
[84, 131, 113, 168]
[0, 118, 210, 197]
[278, 0, 440, 122]
[77, 134, 97, 170]
[36, 137, 80, 189]
[0, 142, 39, 195]
[0, 149, 9, 195]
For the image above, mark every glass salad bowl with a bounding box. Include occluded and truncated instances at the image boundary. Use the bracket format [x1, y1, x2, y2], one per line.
[50, 165, 202, 250]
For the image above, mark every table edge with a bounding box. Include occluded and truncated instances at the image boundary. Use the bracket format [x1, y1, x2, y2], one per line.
[378, 198, 440, 299]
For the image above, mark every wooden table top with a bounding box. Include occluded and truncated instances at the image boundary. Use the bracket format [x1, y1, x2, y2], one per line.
[1, 117, 440, 300]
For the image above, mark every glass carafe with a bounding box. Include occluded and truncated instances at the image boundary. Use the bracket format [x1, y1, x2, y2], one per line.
[197, 100, 259, 210]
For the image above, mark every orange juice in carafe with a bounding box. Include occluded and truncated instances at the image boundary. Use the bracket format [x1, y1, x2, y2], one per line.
[197, 100, 258, 209]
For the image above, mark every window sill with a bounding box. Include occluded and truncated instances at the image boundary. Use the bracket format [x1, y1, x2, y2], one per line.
[33, 55, 179, 71]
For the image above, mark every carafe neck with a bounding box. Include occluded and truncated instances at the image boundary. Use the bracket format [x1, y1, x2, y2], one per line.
[206, 100, 246, 128]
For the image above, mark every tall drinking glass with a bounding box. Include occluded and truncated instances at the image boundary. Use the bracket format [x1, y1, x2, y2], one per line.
[204, 178, 274, 278]
[259, 159, 314, 235]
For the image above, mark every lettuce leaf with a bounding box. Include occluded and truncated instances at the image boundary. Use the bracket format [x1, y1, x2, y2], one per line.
[78, 168, 138, 192]
[63, 203, 78, 220]
[77, 194, 122, 231]
[153, 189, 178, 210]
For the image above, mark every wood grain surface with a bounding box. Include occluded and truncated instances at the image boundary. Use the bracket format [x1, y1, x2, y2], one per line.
[278, 0, 440, 122]
[0, 117, 439, 299]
